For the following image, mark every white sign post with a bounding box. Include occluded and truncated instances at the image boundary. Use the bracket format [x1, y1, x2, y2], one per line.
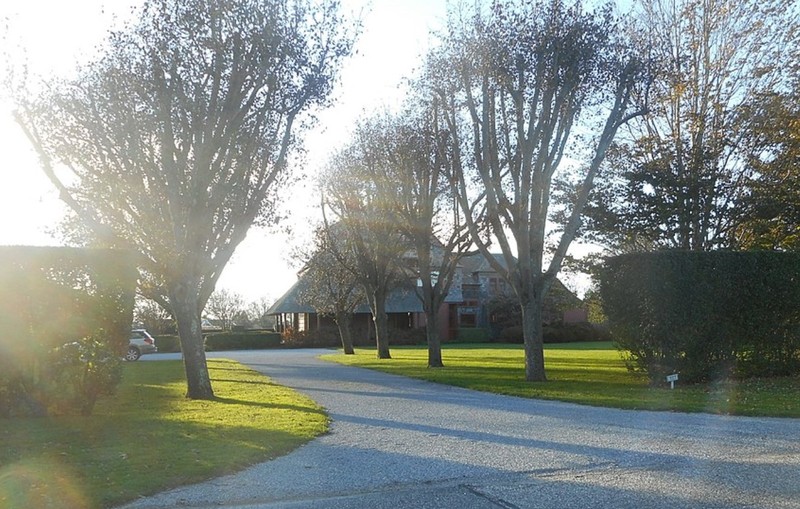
[666, 373, 679, 389]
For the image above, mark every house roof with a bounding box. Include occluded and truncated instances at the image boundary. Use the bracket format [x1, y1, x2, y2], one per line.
[460, 252, 511, 274]
[266, 278, 317, 315]
[267, 280, 424, 315]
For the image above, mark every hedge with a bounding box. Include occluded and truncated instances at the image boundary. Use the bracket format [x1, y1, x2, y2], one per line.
[204, 332, 283, 351]
[454, 328, 490, 343]
[153, 334, 181, 353]
[0, 246, 137, 416]
[599, 251, 800, 383]
[495, 322, 611, 344]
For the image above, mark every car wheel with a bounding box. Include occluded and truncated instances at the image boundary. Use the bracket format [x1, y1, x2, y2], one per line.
[125, 346, 141, 361]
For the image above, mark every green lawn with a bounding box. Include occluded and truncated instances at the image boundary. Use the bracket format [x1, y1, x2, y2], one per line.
[321, 342, 800, 418]
[0, 359, 328, 509]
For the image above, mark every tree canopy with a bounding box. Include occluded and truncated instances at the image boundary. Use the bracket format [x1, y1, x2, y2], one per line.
[14, 0, 354, 398]
[586, 0, 799, 252]
[428, 0, 648, 380]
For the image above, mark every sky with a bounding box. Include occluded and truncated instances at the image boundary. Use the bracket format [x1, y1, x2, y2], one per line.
[0, 0, 451, 303]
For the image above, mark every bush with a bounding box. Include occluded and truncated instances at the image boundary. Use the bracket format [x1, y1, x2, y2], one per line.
[496, 323, 611, 344]
[48, 333, 123, 416]
[600, 251, 800, 383]
[544, 322, 613, 343]
[204, 332, 283, 351]
[496, 325, 523, 343]
[281, 326, 341, 348]
[153, 334, 181, 353]
[388, 327, 427, 346]
[0, 247, 136, 417]
[454, 328, 490, 343]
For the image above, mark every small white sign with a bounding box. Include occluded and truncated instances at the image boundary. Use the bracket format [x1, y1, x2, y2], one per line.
[666, 373, 679, 389]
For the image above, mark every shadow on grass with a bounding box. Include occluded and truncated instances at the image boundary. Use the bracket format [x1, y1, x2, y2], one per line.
[213, 396, 327, 415]
[0, 359, 328, 509]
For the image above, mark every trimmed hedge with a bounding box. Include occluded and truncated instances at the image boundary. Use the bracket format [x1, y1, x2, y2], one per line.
[599, 251, 800, 383]
[496, 322, 611, 344]
[153, 334, 181, 353]
[204, 332, 283, 351]
[454, 328, 490, 343]
[281, 326, 341, 348]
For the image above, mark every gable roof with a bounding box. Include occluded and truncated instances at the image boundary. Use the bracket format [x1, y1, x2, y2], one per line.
[267, 279, 424, 315]
[266, 278, 317, 315]
[460, 252, 511, 274]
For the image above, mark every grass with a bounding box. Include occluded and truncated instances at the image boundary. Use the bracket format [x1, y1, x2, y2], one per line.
[321, 342, 800, 418]
[0, 359, 328, 509]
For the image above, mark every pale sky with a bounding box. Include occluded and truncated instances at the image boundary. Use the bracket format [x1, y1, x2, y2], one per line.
[0, 0, 450, 303]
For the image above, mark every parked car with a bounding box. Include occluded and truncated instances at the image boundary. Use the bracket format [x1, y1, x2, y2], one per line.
[126, 329, 157, 361]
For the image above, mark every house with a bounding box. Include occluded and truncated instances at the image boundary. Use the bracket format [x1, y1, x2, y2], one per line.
[267, 252, 586, 341]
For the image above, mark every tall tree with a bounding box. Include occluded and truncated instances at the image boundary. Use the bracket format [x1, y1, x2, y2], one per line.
[13, 0, 353, 398]
[736, 84, 800, 250]
[586, 0, 799, 251]
[431, 0, 648, 381]
[320, 120, 409, 359]
[369, 107, 474, 368]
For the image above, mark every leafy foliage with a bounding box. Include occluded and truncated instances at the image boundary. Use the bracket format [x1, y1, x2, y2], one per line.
[736, 85, 800, 250]
[600, 251, 800, 383]
[0, 246, 136, 416]
[14, 0, 354, 399]
[204, 331, 282, 350]
[586, 0, 799, 251]
[320, 119, 412, 359]
[429, 0, 648, 381]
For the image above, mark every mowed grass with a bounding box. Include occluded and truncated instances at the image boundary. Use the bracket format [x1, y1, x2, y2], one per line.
[0, 359, 328, 509]
[321, 342, 800, 418]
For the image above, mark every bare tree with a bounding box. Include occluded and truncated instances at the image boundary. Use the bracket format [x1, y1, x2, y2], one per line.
[297, 229, 364, 354]
[364, 107, 474, 367]
[320, 121, 410, 359]
[133, 297, 174, 334]
[13, 0, 353, 398]
[431, 0, 648, 381]
[205, 288, 245, 331]
[247, 297, 276, 330]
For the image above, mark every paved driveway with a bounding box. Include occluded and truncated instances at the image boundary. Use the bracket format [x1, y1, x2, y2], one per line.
[121, 349, 800, 508]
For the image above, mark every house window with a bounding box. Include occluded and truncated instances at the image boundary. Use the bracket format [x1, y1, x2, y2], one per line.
[298, 313, 307, 332]
[460, 313, 477, 327]
[460, 300, 479, 328]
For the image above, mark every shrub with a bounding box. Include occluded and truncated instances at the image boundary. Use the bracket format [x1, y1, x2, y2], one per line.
[454, 328, 490, 343]
[388, 326, 427, 346]
[496, 323, 611, 344]
[600, 251, 800, 383]
[204, 332, 283, 351]
[48, 333, 123, 416]
[0, 247, 136, 417]
[154, 334, 181, 353]
[543, 322, 613, 343]
[280, 326, 341, 348]
[497, 325, 524, 343]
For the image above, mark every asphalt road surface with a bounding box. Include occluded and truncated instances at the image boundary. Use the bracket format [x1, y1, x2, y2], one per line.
[120, 349, 800, 509]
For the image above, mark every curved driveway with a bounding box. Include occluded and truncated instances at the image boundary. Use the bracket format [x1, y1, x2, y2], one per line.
[122, 349, 800, 509]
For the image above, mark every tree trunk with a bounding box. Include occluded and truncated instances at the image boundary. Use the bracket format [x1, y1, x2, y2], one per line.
[426, 324, 444, 368]
[335, 310, 355, 355]
[424, 298, 444, 368]
[170, 281, 215, 399]
[371, 292, 391, 359]
[521, 298, 546, 382]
